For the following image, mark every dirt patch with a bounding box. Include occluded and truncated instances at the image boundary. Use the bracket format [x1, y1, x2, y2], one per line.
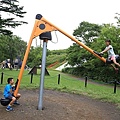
[0, 89, 120, 120]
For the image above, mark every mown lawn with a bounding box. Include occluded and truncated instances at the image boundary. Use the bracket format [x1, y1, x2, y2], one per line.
[0, 68, 120, 107]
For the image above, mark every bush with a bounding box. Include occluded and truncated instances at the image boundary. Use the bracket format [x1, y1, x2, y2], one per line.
[62, 66, 120, 83]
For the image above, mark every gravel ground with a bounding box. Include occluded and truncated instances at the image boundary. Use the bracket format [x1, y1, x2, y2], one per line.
[0, 89, 120, 120]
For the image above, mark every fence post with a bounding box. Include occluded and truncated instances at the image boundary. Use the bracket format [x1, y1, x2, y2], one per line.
[58, 74, 61, 85]
[85, 76, 88, 87]
[1, 72, 4, 84]
[114, 80, 117, 94]
[30, 72, 33, 84]
[113, 69, 119, 94]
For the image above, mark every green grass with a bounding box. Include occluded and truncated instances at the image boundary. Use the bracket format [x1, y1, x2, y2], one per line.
[0, 69, 120, 108]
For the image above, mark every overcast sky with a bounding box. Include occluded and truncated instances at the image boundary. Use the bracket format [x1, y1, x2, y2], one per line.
[12, 0, 120, 50]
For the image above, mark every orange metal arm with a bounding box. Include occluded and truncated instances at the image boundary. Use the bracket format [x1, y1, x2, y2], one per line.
[40, 16, 106, 63]
[14, 14, 106, 96]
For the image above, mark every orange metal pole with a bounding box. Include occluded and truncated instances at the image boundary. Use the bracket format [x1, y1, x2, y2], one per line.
[14, 16, 57, 96]
[14, 20, 42, 96]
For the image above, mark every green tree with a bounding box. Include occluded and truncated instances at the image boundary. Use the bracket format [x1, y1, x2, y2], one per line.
[27, 47, 43, 67]
[0, 0, 27, 35]
[73, 21, 102, 46]
[96, 24, 120, 54]
[114, 13, 120, 26]
[89, 23, 120, 81]
[0, 35, 27, 62]
[66, 21, 120, 82]
[67, 21, 102, 67]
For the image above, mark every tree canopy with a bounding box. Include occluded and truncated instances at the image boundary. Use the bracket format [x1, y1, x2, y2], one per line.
[0, 34, 27, 62]
[64, 14, 120, 82]
[0, 0, 27, 35]
[67, 22, 102, 67]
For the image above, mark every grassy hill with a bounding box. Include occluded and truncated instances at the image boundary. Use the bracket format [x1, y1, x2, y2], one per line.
[46, 49, 67, 69]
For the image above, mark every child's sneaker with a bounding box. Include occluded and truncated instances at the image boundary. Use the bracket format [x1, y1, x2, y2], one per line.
[13, 101, 20, 105]
[6, 106, 13, 111]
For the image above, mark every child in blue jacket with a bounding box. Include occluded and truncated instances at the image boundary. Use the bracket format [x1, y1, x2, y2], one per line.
[3, 78, 21, 111]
